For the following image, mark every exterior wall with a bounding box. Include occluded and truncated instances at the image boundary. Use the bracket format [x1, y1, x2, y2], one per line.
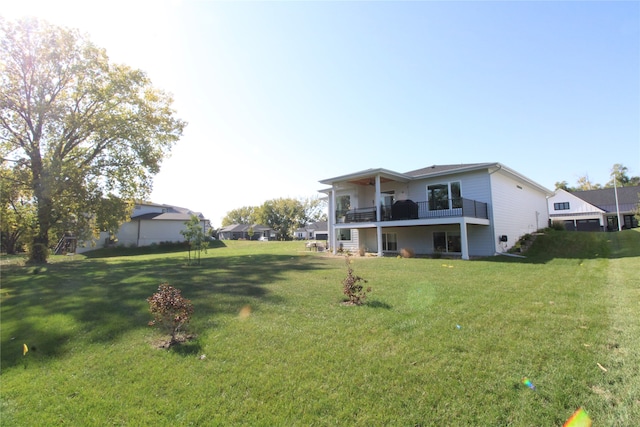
[489, 171, 550, 252]
[406, 170, 492, 204]
[336, 228, 360, 252]
[547, 189, 604, 228]
[359, 224, 495, 257]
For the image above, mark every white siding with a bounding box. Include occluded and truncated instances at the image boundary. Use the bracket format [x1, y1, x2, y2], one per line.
[489, 171, 550, 252]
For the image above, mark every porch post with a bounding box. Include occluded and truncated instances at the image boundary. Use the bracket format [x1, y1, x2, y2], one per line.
[460, 220, 469, 260]
[330, 189, 337, 255]
[375, 175, 381, 221]
[376, 225, 383, 257]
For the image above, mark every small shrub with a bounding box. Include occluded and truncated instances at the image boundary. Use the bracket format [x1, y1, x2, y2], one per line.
[400, 247, 415, 258]
[147, 283, 194, 345]
[550, 220, 566, 231]
[342, 255, 371, 305]
[358, 247, 366, 256]
[431, 250, 442, 259]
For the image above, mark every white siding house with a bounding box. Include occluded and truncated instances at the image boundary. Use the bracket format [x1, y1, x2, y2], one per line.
[319, 163, 552, 259]
[76, 202, 209, 253]
[547, 186, 640, 231]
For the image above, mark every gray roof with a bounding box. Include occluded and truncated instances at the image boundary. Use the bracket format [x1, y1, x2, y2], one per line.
[219, 224, 272, 233]
[572, 186, 640, 213]
[131, 202, 206, 221]
[403, 163, 493, 177]
[319, 162, 552, 195]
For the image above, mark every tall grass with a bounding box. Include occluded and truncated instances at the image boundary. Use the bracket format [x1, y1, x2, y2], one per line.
[1, 230, 639, 425]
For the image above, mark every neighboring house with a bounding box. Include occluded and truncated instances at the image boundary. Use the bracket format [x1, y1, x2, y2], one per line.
[75, 202, 210, 253]
[319, 163, 552, 259]
[294, 221, 328, 240]
[218, 224, 276, 240]
[548, 186, 640, 231]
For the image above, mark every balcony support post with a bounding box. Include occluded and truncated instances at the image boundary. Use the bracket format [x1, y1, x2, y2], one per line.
[460, 220, 470, 260]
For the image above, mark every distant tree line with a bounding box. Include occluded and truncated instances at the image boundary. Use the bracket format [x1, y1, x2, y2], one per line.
[221, 197, 327, 241]
[555, 164, 639, 192]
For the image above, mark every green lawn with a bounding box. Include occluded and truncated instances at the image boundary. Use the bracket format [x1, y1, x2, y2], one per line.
[1, 230, 639, 426]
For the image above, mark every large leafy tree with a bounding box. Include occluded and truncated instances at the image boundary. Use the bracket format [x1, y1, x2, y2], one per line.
[256, 198, 306, 241]
[0, 18, 186, 263]
[221, 206, 258, 226]
[606, 163, 640, 188]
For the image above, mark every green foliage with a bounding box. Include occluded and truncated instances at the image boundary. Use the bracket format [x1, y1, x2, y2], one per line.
[257, 198, 306, 240]
[221, 206, 258, 226]
[147, 283, 194, 344]
[222, 197, 327, 240]
[0, 166, 36, 254]
[0, 17, 186, 263]
[180, 215, 208, 265]
[341, 255, 371, 305]
[550, 220, 566, 231]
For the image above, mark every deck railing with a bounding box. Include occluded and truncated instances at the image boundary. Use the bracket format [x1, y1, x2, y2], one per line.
[335, 198, 488, 223]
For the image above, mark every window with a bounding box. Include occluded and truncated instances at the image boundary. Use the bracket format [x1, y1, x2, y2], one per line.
[382, 233, 397, 251]
[338, 229, 351, 240]
[427, 181, 462, 210]
[554, 202, 570, 210]
[433, 231, 461, 253]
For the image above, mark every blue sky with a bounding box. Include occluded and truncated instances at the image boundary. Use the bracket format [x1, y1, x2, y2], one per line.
[4, 1, 639, 226]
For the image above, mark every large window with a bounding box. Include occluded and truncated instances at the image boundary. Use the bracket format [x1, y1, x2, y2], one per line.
[433, 231, 461, 253]
[382, 233, 397, 251]
[427, 182, 462, 210]
[554, 202, 570, 210]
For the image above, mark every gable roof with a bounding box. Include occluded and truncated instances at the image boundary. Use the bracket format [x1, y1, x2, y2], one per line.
[131, 202, 206, 221]
[572, 186, 640, 213]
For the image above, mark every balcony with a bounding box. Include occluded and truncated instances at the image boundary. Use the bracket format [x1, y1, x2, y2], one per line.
[336, 198, 488, 223]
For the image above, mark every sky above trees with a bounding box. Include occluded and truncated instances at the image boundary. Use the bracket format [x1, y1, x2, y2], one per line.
[4, 1, 638, 226]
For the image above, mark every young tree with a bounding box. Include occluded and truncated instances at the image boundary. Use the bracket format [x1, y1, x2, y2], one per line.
[0, 18, 186, 263]
[180, 215, 208, 265]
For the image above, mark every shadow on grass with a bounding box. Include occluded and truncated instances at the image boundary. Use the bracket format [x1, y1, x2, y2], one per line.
[169, 339, 203, 357]
[366, 300, 392, 309]
[1, 251, 329, 369]
[83, 239, 227, 258]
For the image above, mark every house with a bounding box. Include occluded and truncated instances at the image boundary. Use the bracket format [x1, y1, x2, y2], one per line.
[76, 202, 210, 253]
[294, 221, 328, 241]
[318, 163, 552, 259]
[548, 186, 639, 231]
[217, 224, 276, 240]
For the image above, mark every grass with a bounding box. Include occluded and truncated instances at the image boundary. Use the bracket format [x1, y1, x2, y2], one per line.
[1, 230, 639, 425]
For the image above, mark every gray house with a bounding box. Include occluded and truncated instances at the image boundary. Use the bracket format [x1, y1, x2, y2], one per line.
[319, 163, 552, 259]
[218, 224, 275, 240]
